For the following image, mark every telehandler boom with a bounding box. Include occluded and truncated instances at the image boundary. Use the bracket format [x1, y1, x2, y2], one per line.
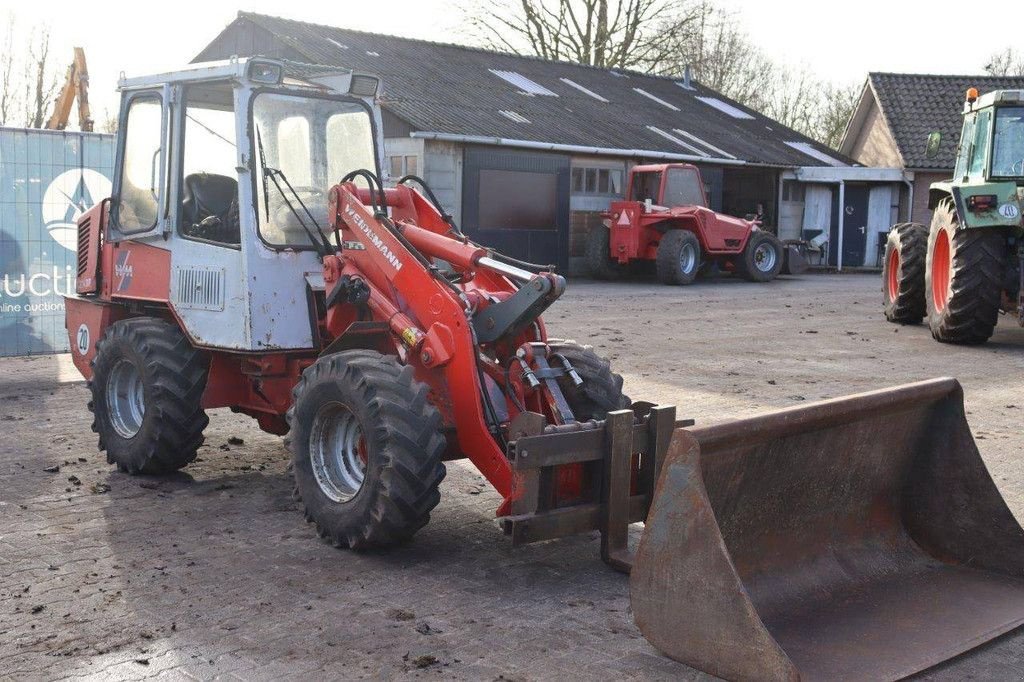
[66, 59, 1024, 680]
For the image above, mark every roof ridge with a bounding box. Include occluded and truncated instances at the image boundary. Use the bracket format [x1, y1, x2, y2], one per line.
[869, 71, 1024, 81]
[237, 11, 707, 87]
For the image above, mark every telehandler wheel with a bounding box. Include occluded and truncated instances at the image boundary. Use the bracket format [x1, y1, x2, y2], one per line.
[547, 341, 631, 418]
[883, 222, 928, 324]
[736, 231, 784, 283]
[925, 200, 1005, 345]
[656, 229, 701, 285]
[585, 226, 621, 280]
[89, 318, 209, 475]
[287, 350, 447, 549]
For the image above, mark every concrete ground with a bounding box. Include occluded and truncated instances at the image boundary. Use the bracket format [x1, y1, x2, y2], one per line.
[2, 272, 1024, 681]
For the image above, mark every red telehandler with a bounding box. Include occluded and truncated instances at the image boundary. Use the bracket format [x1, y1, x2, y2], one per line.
[66, 59, 1024, 681]
[588, 163, 791, 284]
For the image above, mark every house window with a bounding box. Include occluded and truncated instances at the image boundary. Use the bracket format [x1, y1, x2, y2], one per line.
[387, 154, 419, 179]
[571, 166, 623, 196]
[782, 180, 806, 203]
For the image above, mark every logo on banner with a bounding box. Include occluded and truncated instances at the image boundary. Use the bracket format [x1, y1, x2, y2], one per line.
[42, 169, 112, 251]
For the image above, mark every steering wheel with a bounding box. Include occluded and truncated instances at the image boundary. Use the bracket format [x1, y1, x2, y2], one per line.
[1012, 159, 1024, 176]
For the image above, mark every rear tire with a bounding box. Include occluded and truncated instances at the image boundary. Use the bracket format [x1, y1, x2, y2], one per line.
[585, 226, 621, 280]
[736, 231, 784, 283]
[287, 350, 446, 549]
[656, 230, 701, 285]
[882, 222, 928, 324]
[925, 200, 1005, 345]
[89, 318, 209, 474]
[547, 341, 630, 419]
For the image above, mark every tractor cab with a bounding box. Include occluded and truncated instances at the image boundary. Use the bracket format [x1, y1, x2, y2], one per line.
[953, 89, 1024, 186]
[626, 163, 708, 209]
[80, 58, 385, 352]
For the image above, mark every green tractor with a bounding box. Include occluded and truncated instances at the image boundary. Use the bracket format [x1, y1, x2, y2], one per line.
[883, 88, 1024, 344]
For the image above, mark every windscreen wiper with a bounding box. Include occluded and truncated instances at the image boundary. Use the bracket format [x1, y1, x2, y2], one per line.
[255, 126, 333, 256]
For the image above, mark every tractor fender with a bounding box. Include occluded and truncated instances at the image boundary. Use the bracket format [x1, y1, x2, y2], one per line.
[930, 182, 1022, 230]
[63, 295, 131, 381]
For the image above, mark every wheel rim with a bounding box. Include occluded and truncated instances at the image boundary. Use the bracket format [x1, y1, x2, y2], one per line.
[753, 242, 777, 272]
[886, 248, 901, 300]
[679, 243, 697, 274]
[931, 230, 952, 313]
[106, 358, 145, 439]
[310, 402, 367, 503]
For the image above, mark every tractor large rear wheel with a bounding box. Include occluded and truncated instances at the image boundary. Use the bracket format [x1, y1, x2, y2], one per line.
[585, 226, 621, 280]
[656, 230, 701, 285]
[736, 231, 784, 283]
[925, 200, 1006, 344]
[288, 350, 446, 549]
[90, 318, 209, 474]
[547, 341, 631, 418]
[882, 222, 928, 324]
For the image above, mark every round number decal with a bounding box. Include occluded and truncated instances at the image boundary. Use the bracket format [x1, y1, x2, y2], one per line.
[998, 203, 1020, 220]
[76, 324, 90, 356]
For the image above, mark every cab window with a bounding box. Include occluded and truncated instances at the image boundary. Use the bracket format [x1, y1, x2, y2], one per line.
[115, 97, 163, 232]
[629, 171, 662, 203]
[180, 86, 240, 245]
[663, 167, 707, 207]
[969, 109, 991, 178]
[991, 106, 1024, 178]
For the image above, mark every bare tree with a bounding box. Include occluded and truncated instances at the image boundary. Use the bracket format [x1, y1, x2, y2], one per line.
[0, 14, 16, 126]
[23, 26, 60, 128]
[0, 17, 62, 129]
[985, 48, 1024, 76]
[465, 0, 707, 70]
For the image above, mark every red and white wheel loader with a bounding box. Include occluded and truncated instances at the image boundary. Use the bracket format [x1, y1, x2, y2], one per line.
[66, 58, 1024, 680]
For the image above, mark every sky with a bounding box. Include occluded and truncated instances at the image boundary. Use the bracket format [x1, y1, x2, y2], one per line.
[1, 0, 1021, 128]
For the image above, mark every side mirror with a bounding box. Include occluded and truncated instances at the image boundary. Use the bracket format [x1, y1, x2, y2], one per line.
[926, 131, 942, 160]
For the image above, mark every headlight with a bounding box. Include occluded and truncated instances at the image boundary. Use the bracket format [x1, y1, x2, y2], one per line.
[349, 74, 379, 97]
[247, 60, 283, 84]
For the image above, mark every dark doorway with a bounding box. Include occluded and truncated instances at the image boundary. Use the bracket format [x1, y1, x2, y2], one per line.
[829, 184, 868, 267]
[462, 147, 570, 271]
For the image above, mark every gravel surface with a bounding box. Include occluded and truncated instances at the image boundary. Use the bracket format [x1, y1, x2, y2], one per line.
[2, 272, 1023, 680]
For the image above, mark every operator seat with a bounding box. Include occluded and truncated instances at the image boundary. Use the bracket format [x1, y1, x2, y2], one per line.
[181, 173, 241, 245]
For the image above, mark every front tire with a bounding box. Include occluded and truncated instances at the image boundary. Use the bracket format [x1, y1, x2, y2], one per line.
[90, 318, 209, 474]
[736, 231, 784, 283]
[547, 341, 630, 419]
[882, 222, 928, 324]
[585, 226, 621, 280]
[656, 230, 701, 285]
[288, 350, 447, 549]
[925, 200, 1006, 345]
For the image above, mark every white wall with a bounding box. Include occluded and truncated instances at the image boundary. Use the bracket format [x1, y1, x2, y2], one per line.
[865, 185, 894, 267]
[422, 140, 463, 226]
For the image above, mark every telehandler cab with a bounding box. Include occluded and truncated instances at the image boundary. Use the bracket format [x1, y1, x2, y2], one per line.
[66, 58, 1024, 680]
[884, 87, 1024, 343]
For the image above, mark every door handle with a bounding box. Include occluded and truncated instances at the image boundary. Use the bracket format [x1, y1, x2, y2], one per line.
[859, 226, 866, 234]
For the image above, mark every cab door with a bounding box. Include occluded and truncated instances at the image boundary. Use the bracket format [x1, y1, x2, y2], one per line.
[107, 86, 170, 242]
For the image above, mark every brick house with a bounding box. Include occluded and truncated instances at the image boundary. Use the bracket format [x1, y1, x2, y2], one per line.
[840, 72, 1024, 229]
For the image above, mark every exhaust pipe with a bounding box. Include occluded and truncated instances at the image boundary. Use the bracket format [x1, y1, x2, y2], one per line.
[631, 378, 1024, 681]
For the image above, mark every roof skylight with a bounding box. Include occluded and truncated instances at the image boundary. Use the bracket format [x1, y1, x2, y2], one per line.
[499, 110, 531, 124]
[633, 88, 679, 111]
[560, 78, 608, 102]
[784, 141, 846, 167]
[672, 128, 736, 159]
[489, 70, 558, 97]
[646, 126, 709, 156]
[325, 37, 349, 50]
[696, 96, 755, 120]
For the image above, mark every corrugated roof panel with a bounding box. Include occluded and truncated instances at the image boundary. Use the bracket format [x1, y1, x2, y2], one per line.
[633, 88, 679, 111]
[499, 110, 531, 124]
[489, 70, 558, 97]
[560, 78, 608, 103]
[696, 97, 755, 120]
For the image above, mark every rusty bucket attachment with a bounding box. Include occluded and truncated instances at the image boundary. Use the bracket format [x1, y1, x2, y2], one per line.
[631, 378, 1024, 681]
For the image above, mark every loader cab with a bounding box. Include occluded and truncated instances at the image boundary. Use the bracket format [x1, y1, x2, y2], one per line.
[626, 163, 708, 209]
[106, 58, 385, 351]
[955, 90, 1024, 184]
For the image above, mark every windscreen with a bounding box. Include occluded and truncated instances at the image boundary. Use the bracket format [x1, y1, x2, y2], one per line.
[663, 167, 707, 207]
[252, 92, 377, 248]
[991, 106, 1024, 178]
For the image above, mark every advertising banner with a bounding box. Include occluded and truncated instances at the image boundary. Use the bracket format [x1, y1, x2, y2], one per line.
[0, 128, 114, 356]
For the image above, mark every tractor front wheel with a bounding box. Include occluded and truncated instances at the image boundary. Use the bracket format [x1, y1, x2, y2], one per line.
[925, 200, 1006, 344]
[288, 350, 446, 549]
[656, 230, 701, 285]
[585, 226, 621, 280]
[547, 340, 631, 419]
[736, 231, 784, 283]
[883, 222, 928, 324]
[89, 318, 209, 474]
